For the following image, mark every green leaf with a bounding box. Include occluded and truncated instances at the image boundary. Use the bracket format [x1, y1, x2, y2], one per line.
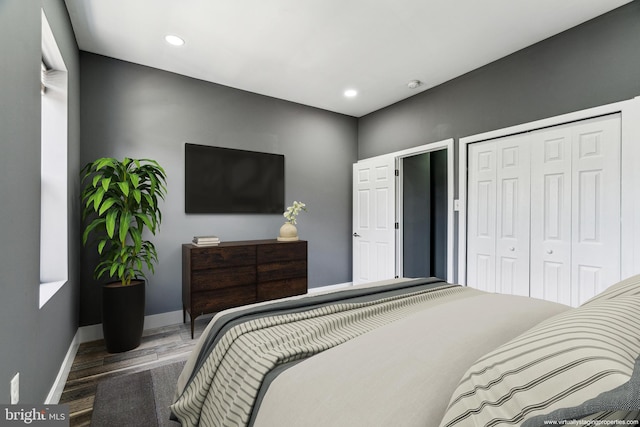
[82, 218, 106, 245]
[117, 181, 129, 196]
[149, 174, 157, 195]
[98, 198, 117, 216]
[119, 212, 131, 243]
[135, 213, 154, 231]
[95, 265, 110, 280]
[95, 157, 115, 171]
[101, 176, 112, 191]
[132, 189, 142, 204]
[131, 230, 142, 253]
[97, 239, 107, 254]
[105, 210, 118, 238]
[92, 187, 105, 211]
[129, 173, 140, 188]
[92, 173, 103, 188]
[82, 191, 95, 208]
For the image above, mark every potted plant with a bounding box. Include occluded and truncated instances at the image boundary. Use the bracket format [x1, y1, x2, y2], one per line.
[81, 157, 167, 352]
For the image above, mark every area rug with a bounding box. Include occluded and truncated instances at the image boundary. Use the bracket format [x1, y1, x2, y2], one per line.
[91, 360, 185, 427]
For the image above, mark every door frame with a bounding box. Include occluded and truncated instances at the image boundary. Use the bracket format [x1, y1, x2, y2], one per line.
[457, 96, 640, 286]
[395, 139, 455, 282]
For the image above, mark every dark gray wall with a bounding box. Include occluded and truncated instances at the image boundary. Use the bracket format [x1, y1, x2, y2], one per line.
[79, 53, 358, 325]
[358, 2, 640, 160]
[0, 0, 80, 403]
[359, 1, 640, 282]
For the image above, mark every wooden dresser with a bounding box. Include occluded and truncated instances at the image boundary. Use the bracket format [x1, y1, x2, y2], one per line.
[182, 239, 307, 338]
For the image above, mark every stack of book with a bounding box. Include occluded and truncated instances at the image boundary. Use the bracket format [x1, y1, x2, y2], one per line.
[192, 235, 220, 247]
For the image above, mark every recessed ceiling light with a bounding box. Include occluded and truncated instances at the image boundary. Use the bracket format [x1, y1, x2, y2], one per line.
[165, 35, 185, 46]
[344, 89, 358, 98]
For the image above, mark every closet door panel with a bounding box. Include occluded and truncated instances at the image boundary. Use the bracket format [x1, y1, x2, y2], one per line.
[495, 136, 530, 296]
[571, 115, 621, 305]
[467, 142, 497, 292]
[530, 128, 572, 305]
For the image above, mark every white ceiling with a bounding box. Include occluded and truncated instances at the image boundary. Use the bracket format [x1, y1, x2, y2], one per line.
[64, 0, 632, 117]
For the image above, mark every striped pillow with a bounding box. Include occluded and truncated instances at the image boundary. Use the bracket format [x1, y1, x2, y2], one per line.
[438, 296, 640, 427]
[581, 274, 640, 306]
[522, 356, 640, 426]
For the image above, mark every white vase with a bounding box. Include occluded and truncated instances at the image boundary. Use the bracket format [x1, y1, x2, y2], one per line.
[278, 222, 299, 241]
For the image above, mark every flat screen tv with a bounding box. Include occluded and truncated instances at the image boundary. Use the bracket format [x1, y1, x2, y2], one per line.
[184, 143, 285, 214]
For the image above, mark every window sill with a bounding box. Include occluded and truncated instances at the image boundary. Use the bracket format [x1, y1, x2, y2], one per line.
[39, 280, 67, 309]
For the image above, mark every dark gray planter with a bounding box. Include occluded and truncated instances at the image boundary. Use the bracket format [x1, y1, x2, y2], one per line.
[102, 279, 145, 353]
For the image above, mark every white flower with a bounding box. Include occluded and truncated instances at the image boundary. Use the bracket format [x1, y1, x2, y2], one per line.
[283, 201, 307, 225]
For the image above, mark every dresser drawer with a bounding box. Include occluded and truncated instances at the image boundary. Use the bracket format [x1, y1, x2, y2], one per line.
[191, 245, 256, 270]
[257, 241, 306, 263]
[257, 278, 307, 302]
[257, 260, 307, 282]
[191, 265, 256, 292]
[192, 285, 257, 315]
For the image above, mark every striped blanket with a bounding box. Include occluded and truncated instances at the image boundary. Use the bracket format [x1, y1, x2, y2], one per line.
[170, 278, 457, 426]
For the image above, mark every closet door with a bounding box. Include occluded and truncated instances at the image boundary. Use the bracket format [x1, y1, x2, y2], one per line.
[530, 127, 573, 304]
[467, 141, 497, 292]
[467, 135, 530, 294]
[570, 115, 621, 305]
[530, 115, 621, 305]
[495, 135, 531, 296]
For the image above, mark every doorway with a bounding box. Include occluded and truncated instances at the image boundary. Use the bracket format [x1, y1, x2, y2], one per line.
[401, 150, 448, 279]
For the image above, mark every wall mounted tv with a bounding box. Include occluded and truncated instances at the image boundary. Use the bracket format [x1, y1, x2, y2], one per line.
[184, 143, 285, 214]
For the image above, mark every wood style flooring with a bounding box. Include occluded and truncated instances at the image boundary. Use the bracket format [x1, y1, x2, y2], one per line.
[59, 315, 214, 426]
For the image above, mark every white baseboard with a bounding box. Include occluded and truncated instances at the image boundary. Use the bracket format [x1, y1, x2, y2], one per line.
[77, 323, 103, 343]
[308, 282, 353, 293]
[45, 329, 80, 404]
[142, 310, 183, 331]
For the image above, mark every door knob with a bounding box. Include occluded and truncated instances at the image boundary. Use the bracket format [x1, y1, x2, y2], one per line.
[509, 247, 515, 252]
[546, 249, 553, 254]
[353, 232, 361, 237]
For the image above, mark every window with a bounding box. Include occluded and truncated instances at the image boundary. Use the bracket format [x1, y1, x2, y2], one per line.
[39, 10, 68, 308]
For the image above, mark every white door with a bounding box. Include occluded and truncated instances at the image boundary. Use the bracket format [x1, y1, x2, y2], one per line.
[467, 135, 530, 295]
[352, 156, 396, 285]
[570, 115, 620, 305]
[495, 135, 531, 296]
[530, 126, 573, 304]
[466, 141, 497, 292]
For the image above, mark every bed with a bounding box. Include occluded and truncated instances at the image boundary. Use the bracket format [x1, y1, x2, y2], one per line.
[170, 276, 640, 426]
